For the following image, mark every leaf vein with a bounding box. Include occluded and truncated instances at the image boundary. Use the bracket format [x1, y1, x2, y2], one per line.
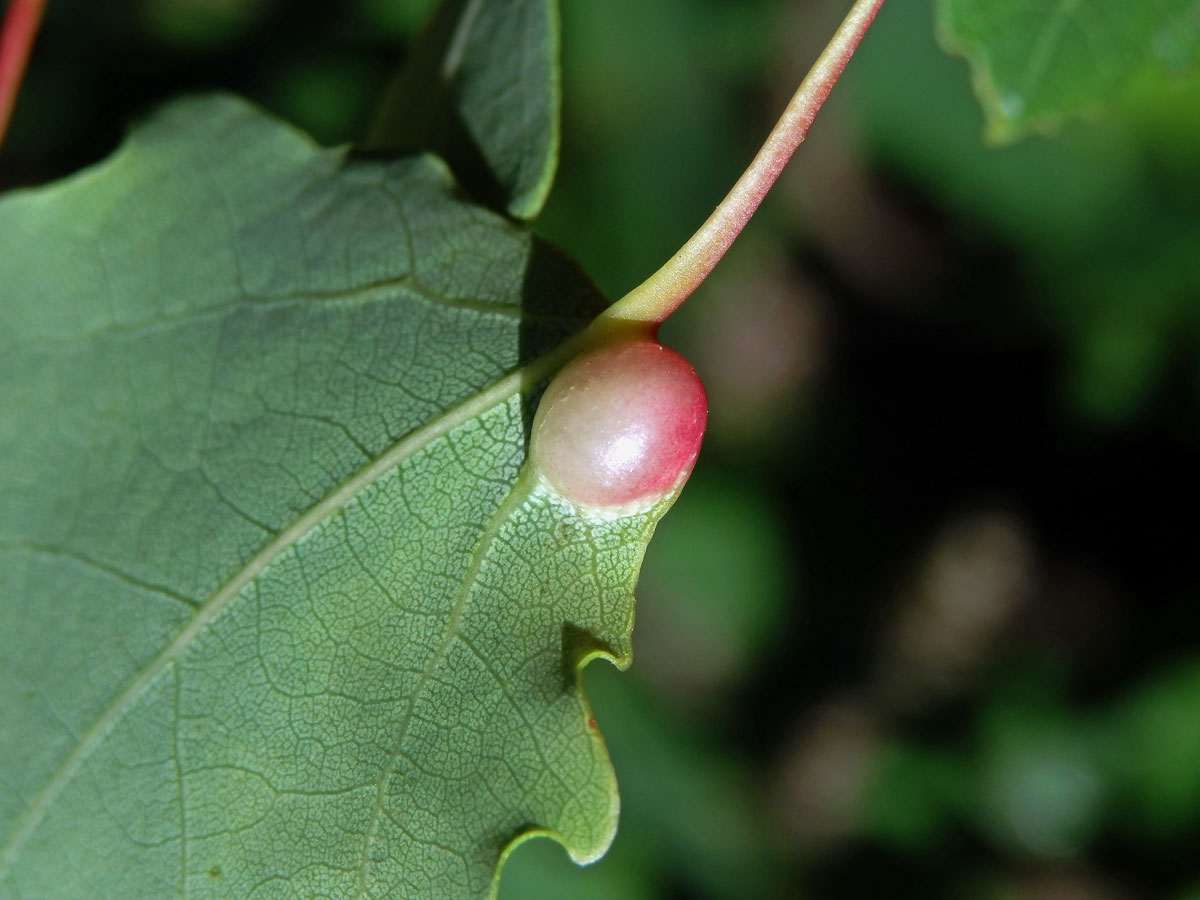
[353, 469, 537, 899]
[0, 334, 581, 880]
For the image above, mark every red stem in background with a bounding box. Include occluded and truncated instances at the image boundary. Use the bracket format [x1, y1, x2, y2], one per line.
[0, 0, 47, 151]
[600, 0, 886, 327]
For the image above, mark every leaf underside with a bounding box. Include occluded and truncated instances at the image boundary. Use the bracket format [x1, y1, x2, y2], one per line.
[936, 0, 1200, 141]
[369, 0, 560, 220]
[0, 95, 665, 900]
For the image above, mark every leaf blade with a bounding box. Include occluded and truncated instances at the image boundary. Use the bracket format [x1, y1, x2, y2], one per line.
[936, 0, 1200, 141]
[369, 0, 561, 220]
[0, 95, 662, 900]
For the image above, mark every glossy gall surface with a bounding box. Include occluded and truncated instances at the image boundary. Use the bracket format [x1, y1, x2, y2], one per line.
[529, 340, 708, 512]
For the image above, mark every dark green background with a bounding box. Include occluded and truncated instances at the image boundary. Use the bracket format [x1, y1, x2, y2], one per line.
[6, 1, 1200, 897]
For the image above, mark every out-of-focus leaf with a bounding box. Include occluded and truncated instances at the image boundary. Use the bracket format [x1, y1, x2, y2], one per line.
[354, 0, 431, 39]
[861, 741, 966, 851]
[140, 0, 272, 50]
[264, 54, 383, 145]
[935, 0, 1200, 142]
[369, 0, 560, 219]
[1052, 222, 1200, 422]
[974, 670, 1105, 858]
[1102, 659, 1200, 837]
[0, 94, 681, 900]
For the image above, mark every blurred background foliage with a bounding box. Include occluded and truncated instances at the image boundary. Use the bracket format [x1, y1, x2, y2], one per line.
[6, 0, 1200, 897]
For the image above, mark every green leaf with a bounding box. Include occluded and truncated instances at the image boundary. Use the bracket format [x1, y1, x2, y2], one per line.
[0, 95, 672, 899]
[861, 741, 965, 852]
[1103, 659, 1200, 837]
[369, 0, 560, 220]
[935, 0, 1200, 141]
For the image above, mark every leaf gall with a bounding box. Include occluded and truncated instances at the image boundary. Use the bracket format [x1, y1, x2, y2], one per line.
[530, 340, 708, 513]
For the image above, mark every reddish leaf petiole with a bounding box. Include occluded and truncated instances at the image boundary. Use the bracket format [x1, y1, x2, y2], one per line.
[0, 0, 47, 151]
[600, 0, 886, 327]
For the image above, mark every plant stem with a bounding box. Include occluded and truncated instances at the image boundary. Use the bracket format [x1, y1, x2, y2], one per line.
[599, 0, 886, 326]
[0, 0, 47, 151]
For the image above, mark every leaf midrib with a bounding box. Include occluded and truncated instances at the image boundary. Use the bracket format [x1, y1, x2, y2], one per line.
[0, 335, 582, 878]
[2, 273, 584, 351]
